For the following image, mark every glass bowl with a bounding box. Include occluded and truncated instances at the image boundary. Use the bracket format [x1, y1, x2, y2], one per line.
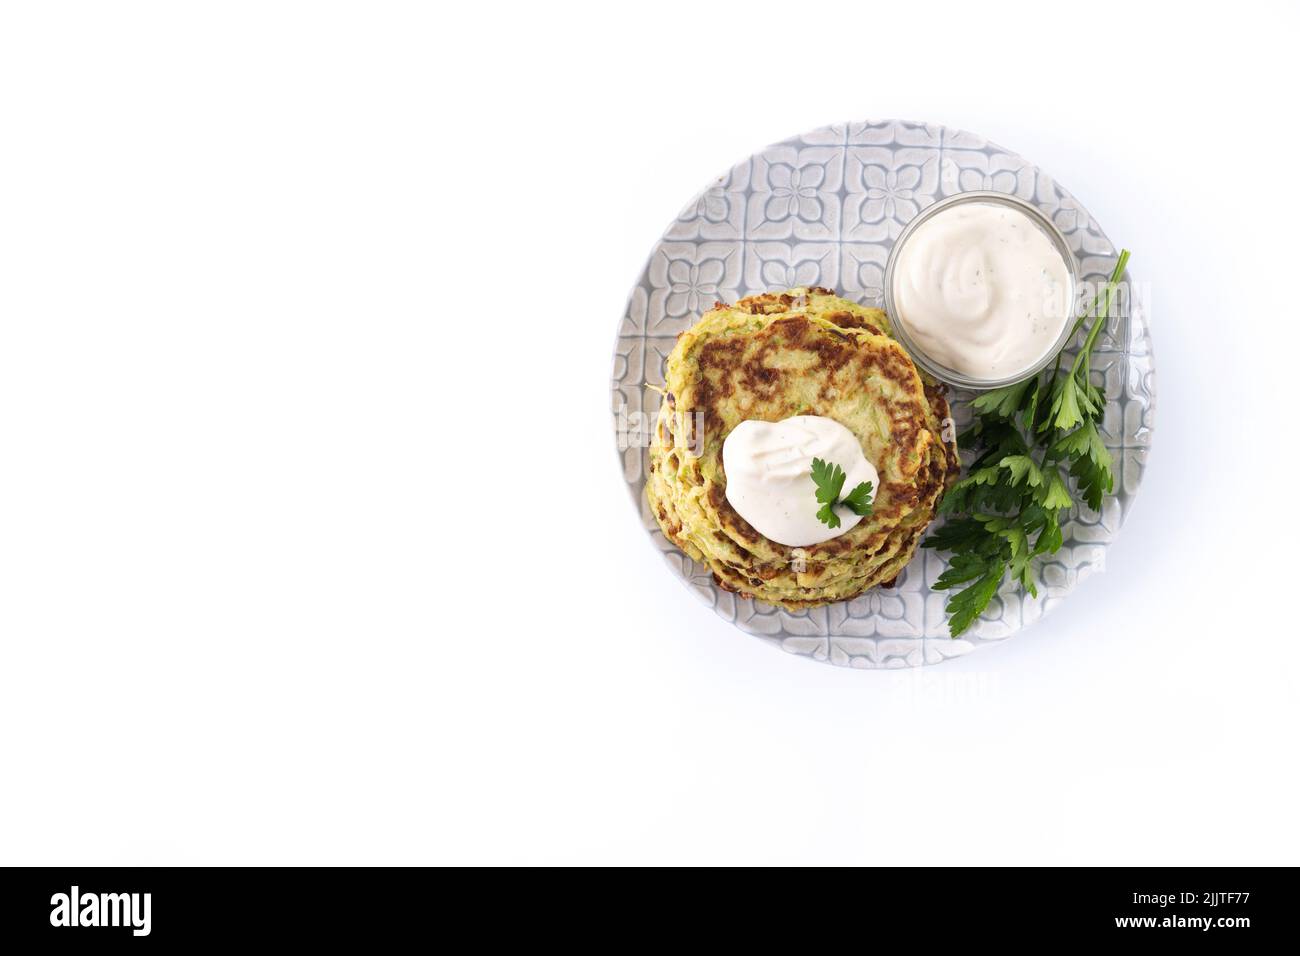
[882, 190, 1080, 391]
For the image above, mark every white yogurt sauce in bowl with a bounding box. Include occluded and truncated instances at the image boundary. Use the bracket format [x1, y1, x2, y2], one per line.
[884, 192, 1077, 389]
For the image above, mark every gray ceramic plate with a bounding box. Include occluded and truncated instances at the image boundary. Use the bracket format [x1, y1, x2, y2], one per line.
[611, 120, 1155, 668]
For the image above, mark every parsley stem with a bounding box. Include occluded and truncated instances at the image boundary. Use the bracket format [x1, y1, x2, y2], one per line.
[1071, 249, 1131, 378]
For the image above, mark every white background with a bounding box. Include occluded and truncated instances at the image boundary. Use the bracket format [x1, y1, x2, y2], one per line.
[1, 1, 1296, 865]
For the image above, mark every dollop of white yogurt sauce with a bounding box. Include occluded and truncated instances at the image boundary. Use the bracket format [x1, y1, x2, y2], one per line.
[722, 416, 879, 547]
[891, 201, 1071, 379]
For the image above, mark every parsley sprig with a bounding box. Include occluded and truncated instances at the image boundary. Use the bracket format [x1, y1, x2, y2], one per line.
[925, 250, 1131, 637]
[811, 457, 874, 529]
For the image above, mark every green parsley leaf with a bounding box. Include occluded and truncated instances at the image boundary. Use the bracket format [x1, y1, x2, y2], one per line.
[810, 457, 846, 505]
[1049, 419, 1106, 462]
[1049, 420, 1113, 510]
[1032, 508, 1063, 555]
[811, 458, 870, 528]
[841, 481, 874, 517]
[945, 560, 1006, 637]
[993, 523, 1028, 560]
[933, 552, 994, 590]
[971, 376, 1034, 420]
[1010, 549, 1038, 598]
[1042, 373, 1094, 433]
[922, 516, 993, 553]
[999, 455, 1044, 488]
[1071, 453, 1113, 512]
[1038, 467, 1074, 510]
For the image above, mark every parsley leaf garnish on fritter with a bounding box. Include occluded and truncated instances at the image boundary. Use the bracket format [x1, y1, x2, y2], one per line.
[811, 457, 874, 529]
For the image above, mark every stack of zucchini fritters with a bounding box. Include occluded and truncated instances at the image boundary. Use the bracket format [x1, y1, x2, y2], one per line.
[647, 288, 959, 610]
